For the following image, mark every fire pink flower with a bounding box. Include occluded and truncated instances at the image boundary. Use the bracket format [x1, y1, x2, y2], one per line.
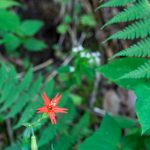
[37, 92, 68, 124]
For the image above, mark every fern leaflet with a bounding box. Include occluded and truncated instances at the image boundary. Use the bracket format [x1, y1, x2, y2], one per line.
[98, 0, 135, 8]
[104, 18, 150, 42]
[122, 60, 150, 79]
[112, 38, 150, 58]
[102, 0, 150, 29]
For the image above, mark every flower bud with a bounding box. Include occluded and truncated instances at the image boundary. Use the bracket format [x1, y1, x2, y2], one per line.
[31, 135, 38, 150]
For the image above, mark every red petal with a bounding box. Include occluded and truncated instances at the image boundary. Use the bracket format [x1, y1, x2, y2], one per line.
[36, 106, 48, 113]
[51, 93, 62, 105]
[48, 112, 57, 124]
[42, 92, 50, 106]
[53, 107, 68, 113]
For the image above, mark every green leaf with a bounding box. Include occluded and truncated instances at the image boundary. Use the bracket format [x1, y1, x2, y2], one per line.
[0, 0, 20, 9]
[0, 64, 10, 93]
[13, 99, 41, 129]
[57, 65, 70, 74]
[70, 94, 82, 105]
[57, 24, 68, 34]
[5, 76, 42, 118]
[97, 58, 147, 89]
[0, 65, 17, 105]
[20, 20, 44, 36]
[5, 144, 20, 150]
[24, 38, 47, 51]
[80, 15, 96, 27]
[134, 83, 150, 134]
[55, 113, 89, 150]
[78, 114, 121, 150]
[38, 125, 56, 147]
[3, 34, 21, 51]
[114, 116, 136, 128]
[63, 15, 72, 23]
[0, 9, 20, 32]
[0, 69, 32, 112]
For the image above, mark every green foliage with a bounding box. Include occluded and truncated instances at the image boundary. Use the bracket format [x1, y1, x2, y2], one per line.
[97, 58, 147, 89]
[0, 9, 20, 32]
[134, 84, 150, 134]
[101, 0, 150, 29]
[99, 0, 150, 134]
[57, 24, 68, 34]
[57, 50, 96, 88]
[112, 38, 150, 58]
[105, 18, 150, 42]
[78, 114, 150, 150]
[54, 113, 90, 150]
[0, 63, 92, 150]
[0, 65, 43, 128]
[23, 38, 47, 51]
[0, 6, 46, 52]
[3, 34, 21, 51]
[80, 15, 96, 27]
[19, 20, 43, 36]
[79, 114, 121, 150]
[0, 0, 20, 9]
[121, 60, 150, 79]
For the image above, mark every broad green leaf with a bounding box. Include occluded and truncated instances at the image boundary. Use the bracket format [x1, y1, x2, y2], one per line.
[97, 58, 147, 89]
[0, 9, 20, 32]
[55, 113, 89, 150]
[78, 114, 121, 150]
[119, 128, 150, 150]
[20, 20, 44, 36]
[3, 34, 21, 51]
[114, 116, 136, 128]
[24, 38, 47, 51]
[0, 0, 20, 9]
[134, 83, 150, 134]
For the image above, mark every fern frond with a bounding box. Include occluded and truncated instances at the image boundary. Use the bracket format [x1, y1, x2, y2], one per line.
[102, 0, 150, 29]
[112, 38, 150, 58]
[105, 18, 150, 42]
[38, 125, 56, 147]
[0, 64, 55, 130]
[122, 60, 150, 78]
[0, 69, 33, 112]
[38, 101, 77, 147]
[13, 98, 42, 129]
[5, 76, 42, 118]
[98, 0, 135, 9]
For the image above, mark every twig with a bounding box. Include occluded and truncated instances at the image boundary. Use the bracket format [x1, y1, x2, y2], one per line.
[89, 72, 101, 107]
[32, 59, 53, 72]
[17, 59, 53, 78]
[46, 54, 74, 81]
[93, 107, 106, 117]
[6, 119, 14, 144]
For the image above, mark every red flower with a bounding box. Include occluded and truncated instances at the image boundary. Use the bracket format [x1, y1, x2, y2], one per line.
[37, 92, 68, 124]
